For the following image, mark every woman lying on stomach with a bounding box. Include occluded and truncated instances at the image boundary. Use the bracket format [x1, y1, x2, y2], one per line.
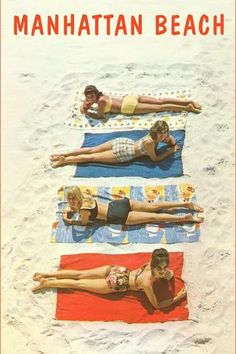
[51, 120, 181, 168]
[80, 84, 202, 119]
[32, 248, 187, 310]
[61, 185, 204, 226]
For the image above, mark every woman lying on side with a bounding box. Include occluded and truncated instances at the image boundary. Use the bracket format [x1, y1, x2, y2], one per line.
[32, 248, 187, 310]
[80, 85, 202, 119]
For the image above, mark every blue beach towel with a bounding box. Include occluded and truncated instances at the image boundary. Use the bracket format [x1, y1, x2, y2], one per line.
[51, 184, 201, 244]
[74, 130, 185, 178]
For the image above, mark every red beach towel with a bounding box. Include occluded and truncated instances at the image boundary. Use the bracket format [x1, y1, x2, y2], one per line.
[56, 252, 189, 323]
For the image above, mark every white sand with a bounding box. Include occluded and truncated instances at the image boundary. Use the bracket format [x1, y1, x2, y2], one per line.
[1, 1, 235, 353]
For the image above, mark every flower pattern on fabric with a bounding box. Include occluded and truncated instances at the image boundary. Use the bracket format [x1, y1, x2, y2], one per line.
[106, 266, 130, 292]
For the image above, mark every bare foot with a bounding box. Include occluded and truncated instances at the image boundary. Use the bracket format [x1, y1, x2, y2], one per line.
[191, 101, 202, 111]
[186, 202, 204, 212]
[184, 214, 204, 223]
[50, 154, 63, 162]
[31, 278, 46, 293]
[188, 103, 201, 114]
[51, 156, 66, 168]
[33, 272, 45, 281]
[33, 272, 54, 281]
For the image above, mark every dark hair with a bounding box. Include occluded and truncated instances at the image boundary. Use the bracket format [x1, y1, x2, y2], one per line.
[150, 120, 169, 140]
[84, 85, 103, 99]
[150, 248, 169, 270]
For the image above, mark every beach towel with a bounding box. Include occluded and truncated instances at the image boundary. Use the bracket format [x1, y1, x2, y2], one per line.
[74, 129, 185, 178]
[65, 89, 190, 131]
[55, 252, 189, 323]
[51, 183, 201, 244]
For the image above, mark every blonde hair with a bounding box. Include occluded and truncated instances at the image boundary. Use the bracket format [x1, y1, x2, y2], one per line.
[66, 186, 83, 211]
[149, 120, 169, 140]
[66, 186, 95, 211]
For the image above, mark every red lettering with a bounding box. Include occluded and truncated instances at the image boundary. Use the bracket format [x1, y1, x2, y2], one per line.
[115, 15, 127, 36]
[31, 15, 43, 36]
[171, 15, 180, 35]
[64, 15, 74, 35]
[92, 14, 102, 35]
[14, 15, 28, 35]
[199, 15, 209, 35]
[214, 14, 224, 35]
[155, 15, 167, 35]
[48, 15, 59, 35]
[131, 15, 142, 35]
[78, 15, 90, 35]
[104, 14, 114, 35]
[183, 15, 196, 36]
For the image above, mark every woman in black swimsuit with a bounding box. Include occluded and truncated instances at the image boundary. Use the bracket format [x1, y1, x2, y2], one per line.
[32, 248, 186, 310]
[62, 186, 204, 225]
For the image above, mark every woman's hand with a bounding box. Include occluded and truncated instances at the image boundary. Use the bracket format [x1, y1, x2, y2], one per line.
[80, 100, 93, 114]
[175, 286, 187, 301]
[62, 210, 77, 225]
[170, 144, 181, 153]
[62, 210, 72, 224]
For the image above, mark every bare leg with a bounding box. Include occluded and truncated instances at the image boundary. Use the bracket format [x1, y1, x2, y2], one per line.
[50, 141, 113, 161]
[130, 200, 204, 212]
[33, 265, 109, 281]
[138, 96, 202, 110]
[32, 277, 113, 294]
[134, 102, 201, 114]
[126, 211, 204, 225]
[51, 150, 118, 168]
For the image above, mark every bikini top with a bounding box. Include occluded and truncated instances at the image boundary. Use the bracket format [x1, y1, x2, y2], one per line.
[137, 135, 152, 155]
[134, 263, 148, 290]
[103, 96, 112, 113]
[80, 199, 98, 221]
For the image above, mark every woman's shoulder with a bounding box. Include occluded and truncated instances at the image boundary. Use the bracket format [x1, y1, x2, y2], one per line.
[64, 206, 72, 212]
[98, 95, 109, 102]
[81, 196, 96, 209]
[142, 135, 154, 145]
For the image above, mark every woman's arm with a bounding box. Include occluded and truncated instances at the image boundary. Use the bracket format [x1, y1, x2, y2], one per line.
[62, 209, 91, 226]
[144, 284, 187, 309]
[163, 134, 176, 147]
[79, 209, 91, 226]
[83, 98, 107, 119]
[62, 209, 77, 225]
[80, 100, 93, 114]
[145, 140, 180, 162]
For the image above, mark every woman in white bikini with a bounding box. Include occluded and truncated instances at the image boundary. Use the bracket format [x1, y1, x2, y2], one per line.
[51, 120, 181, 168]
[80, 85, 202, 119]
[32, 248, 187, 310]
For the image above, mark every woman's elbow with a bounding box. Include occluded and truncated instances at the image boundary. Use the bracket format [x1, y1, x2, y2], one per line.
[97, 114, 105, 119]
[80, 222, 88, 226]
[150, 156, 161, 162]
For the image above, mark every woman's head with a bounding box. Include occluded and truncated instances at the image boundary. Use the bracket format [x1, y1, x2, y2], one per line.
[150, 248, 170, 278]
[84, 85, 103, 103]
[66, 186, 83, 211]
[149, 120, 169, 141]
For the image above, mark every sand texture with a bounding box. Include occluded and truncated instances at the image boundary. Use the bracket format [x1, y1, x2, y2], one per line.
[1, 0, 235, 353]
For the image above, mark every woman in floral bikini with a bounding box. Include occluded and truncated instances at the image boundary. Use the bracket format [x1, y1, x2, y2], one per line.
[32, 248, 186, 310]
